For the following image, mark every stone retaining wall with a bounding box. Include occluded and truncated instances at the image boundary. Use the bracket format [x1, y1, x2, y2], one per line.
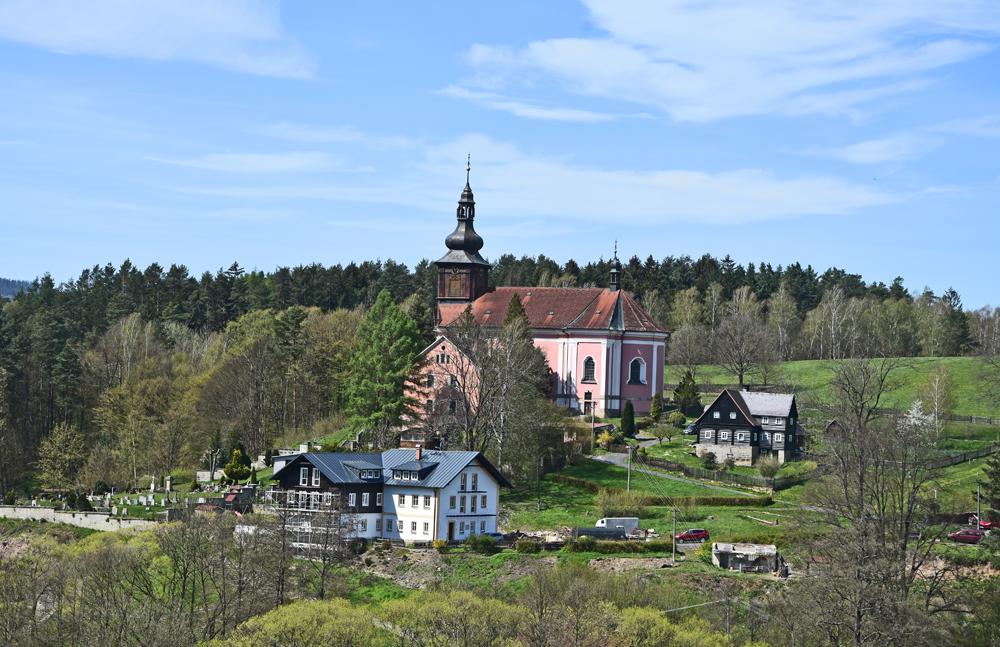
[0, 505, 157, 531]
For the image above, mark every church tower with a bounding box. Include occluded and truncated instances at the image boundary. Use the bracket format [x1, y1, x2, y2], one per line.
[435, 157, 490, 305]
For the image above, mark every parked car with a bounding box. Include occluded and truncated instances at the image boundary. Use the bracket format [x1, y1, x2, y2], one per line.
[948, 528, 986, 544]
[969, 516, 995, 531]
[675, 528, 710, 543]
[683, 424, 697, 435]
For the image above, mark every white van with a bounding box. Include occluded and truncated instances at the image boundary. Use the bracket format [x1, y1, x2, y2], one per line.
[595, 517, 640, 532]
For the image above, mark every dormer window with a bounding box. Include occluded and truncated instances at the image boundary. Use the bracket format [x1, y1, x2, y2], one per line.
[713, 411, 720, 419]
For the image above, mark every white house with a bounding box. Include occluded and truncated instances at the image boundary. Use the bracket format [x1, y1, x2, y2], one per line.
[269, 447, 510, 545]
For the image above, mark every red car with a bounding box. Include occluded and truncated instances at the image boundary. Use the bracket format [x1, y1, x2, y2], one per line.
[948, 528, 986, 545]
[970, 517, 995, 531]
[675, 528, 710, 543]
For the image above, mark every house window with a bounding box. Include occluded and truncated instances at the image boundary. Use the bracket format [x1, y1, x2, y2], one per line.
[376, 493, 383, 507]
[720, 431, 730, 440]
[459, 521, 465, 534]
[348, 493, 356, 507]
[423, 522, 429, 535]
[729, 412, 736, 420]
[583, 356, 596, 383]
[460, 474, 467, 490]
[628, 357, 646, 385]
[763, 432, 771, 443]
[471, 496, 477, 513]
[449, 495, 456, 509]
[312, 469, 320, 487]
[425, 399, 434, 414]
[481, 494, 487, 509]
[713, 411, 720, 419]
[411, 521, 417, 534]
[299, 467, 309, 486]
[460, 496, 466, 513]
[775, 433, 784, 442]
[480, 520, 486, 533]
[362, 493, 370, 507]
[398, 494, 406, 507]
[736, 432, 746, 442]
[449, 400, 457, 414]
[752, 432, 758, 441]
[360, 519, 367, 532]
[423, 495, 431, 508]
[702, 430, 713, 439]
[376, 519, 382, 532]
[426, 374, 435, 387]
[471, 474, 478, 491]
[450, 375, 458, 387]
[411, 494, 418, 508]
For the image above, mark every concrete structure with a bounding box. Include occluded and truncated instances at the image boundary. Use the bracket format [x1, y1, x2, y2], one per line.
[711, 542, 784, 574]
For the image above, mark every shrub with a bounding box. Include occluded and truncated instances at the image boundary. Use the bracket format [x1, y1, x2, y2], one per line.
[3, 490, 15, 505]
[515, 538, 542, 553]
[432, 539, 448, 552]
[565, 535, 597, 552]
[701, 452, 718, 470]
[690, 541, 713, 564]
[649, 393, 663, 423]
[599, 488, 647, 517]
[465, 534, 497, 554]
[667, 411, 686, 429]
[621, 401, 636, 437]
[757, 455, 781, 479]
[223, 449, 252, 481]
[723, 457, 736, 471]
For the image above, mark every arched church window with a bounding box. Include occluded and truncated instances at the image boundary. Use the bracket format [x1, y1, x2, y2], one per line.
[628, 357, 646, 385]
[582, 357, 596, 383]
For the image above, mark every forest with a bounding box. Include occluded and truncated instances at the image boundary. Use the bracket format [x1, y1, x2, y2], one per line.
[1, 252, 999, 498]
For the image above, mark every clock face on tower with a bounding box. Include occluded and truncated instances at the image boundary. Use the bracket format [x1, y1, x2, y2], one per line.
[446, 269, 468, 298]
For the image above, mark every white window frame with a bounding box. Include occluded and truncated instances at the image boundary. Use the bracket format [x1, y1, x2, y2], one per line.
[471, 474, 478, 491]
[460, 473, 467, 490]
[481, 494, 487, 509]
[348, 493, 356, 507]
[775, 433, 784, 442]
[423, 495, 430, 509]
[398, 494, 406, 507]
[480, 520, 486, 533]
[713, 411, 720, 419]
[449, 495, 456, 509]
[410, 494, 417, 508]
[360, 519, 367, 532]
[312, 468, 320, 487]
[410, 521, 417, 534]
[471, 496, 477, 513]
[720, 431, 730, 440]
[736, 432, 746, 442]
[376, 493, 382, 507]
[362, 493, 369, 507]
[299, 467, 309, 486]
[702, 430, 713, 439]
[422, 522, 429, 535]
[628, 357, 647, 385]
[376, 519, 382, 532]
[460, 495, 466, 513]
[729, 412, 737, 420]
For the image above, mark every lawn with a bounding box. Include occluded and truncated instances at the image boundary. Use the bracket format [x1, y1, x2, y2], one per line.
[559, 460, 744, 497]
[681, 356, 999, 418]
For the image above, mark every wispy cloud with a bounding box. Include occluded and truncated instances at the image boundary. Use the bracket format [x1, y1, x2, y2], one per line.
[933, 114, 1000, 138]
[0, 0, 314, 78]
[813, 133, 939, 165]
[149, 151, 348, 173]
[176, 132, 898, 225]
[460, 0, 1000, 122]
[439, 85, 618, 123]
[260, 123, 417, 149]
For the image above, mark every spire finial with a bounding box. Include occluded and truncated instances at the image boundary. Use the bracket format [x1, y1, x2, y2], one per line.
[613, 240, 618, 261]
[466, 153, 471, 184]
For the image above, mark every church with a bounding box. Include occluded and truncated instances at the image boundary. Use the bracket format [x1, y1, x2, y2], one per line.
[414, 163, 668, 421]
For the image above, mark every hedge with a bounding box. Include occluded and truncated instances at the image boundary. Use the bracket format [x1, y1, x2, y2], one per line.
[564, 537, 675, 553]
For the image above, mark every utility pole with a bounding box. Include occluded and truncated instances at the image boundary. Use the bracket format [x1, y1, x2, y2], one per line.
[627, 448, 632, 492]
[978, 483, 982, 522]
[537, 455, 543, 511]
[672, 507, 677, 564]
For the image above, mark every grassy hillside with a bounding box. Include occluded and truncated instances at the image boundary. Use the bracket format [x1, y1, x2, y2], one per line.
[674, 356, 998, 417]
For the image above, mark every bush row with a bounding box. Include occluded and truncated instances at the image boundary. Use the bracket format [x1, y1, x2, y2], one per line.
[564, 536, 675, 553]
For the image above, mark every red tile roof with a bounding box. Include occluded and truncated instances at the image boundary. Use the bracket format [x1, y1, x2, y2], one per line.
[437, 287, 666, 333]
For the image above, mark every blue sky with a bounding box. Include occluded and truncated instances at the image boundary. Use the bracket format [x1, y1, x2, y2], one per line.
[1, 0, 999, 306]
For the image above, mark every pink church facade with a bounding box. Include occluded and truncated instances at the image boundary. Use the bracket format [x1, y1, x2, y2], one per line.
[425, 167, 667, 418]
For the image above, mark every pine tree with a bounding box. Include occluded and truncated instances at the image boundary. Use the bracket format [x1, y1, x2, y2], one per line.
[504, 293, 527, 326]
[673, 370, 701, 416]
[980, 449, 1000, 521]
[621, 400, 635, 438]
[649, 392, 663, 423]
[345, 289, 422, 448]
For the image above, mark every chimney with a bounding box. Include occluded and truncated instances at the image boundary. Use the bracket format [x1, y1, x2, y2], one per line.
[415, 444, 422, 461]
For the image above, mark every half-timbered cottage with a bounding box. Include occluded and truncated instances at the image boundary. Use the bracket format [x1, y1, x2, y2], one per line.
[691, 389, 804, 465]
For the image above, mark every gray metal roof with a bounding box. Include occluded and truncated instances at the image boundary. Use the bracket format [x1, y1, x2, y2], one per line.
[737, 391, 794, 418]
[271, 449, 511, 489]
[713, 542, 778, 556]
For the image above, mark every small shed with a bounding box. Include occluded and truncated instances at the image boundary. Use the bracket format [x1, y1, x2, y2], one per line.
[712, 542, 784, 574]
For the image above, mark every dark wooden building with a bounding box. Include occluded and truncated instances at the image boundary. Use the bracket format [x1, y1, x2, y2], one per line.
[692, 389, 804, 465]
